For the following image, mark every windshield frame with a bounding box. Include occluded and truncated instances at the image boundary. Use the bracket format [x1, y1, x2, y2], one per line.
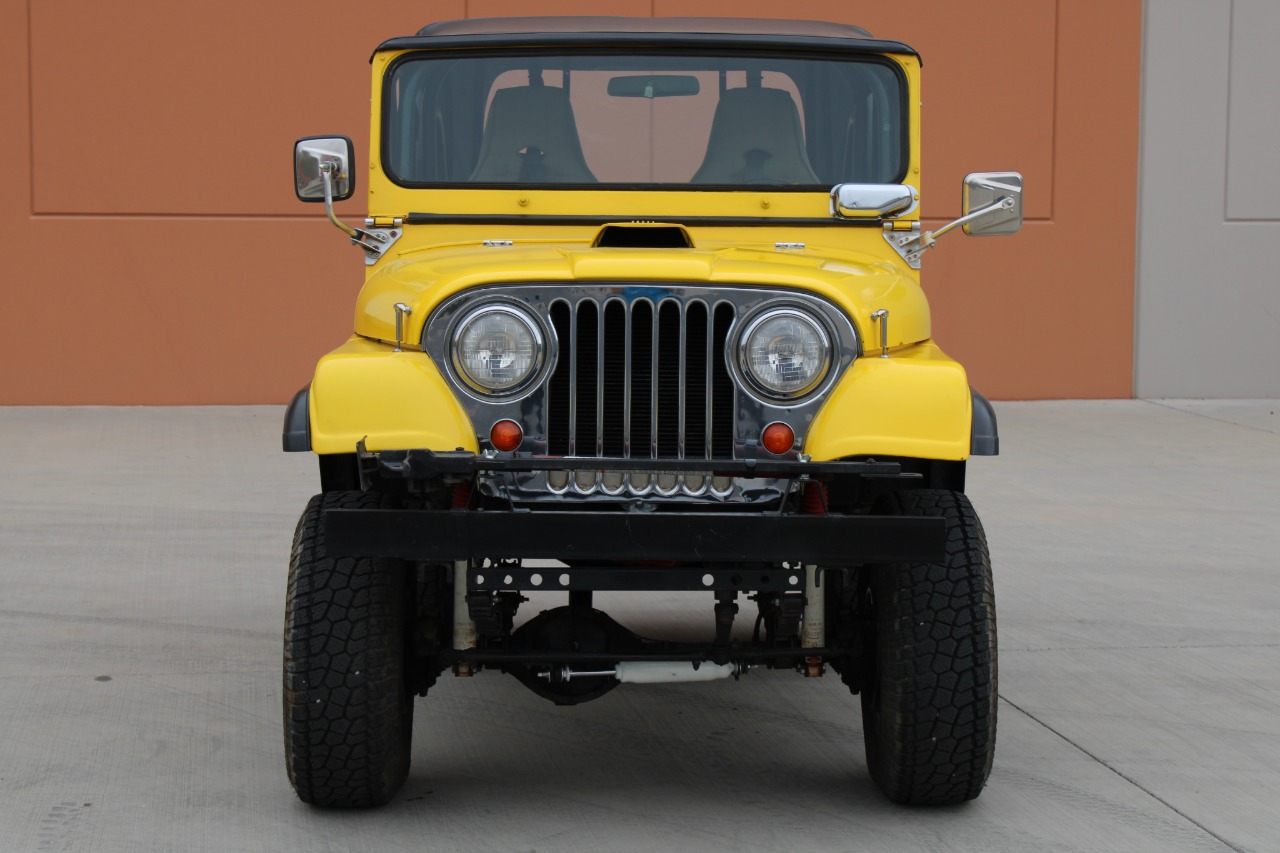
[379, 47, 910, 193]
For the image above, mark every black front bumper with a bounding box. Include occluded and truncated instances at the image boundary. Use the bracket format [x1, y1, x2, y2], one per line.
[324, 508, 945, 565]
[326, 449, 945, 568]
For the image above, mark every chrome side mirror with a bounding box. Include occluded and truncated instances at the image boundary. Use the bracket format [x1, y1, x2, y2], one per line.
[962, 172, 1023, 236]
[879, 171, 1024, 269]
[291, 135, 399, 264]
[294, 136, 355, 203]
[830, 184, 919, 220]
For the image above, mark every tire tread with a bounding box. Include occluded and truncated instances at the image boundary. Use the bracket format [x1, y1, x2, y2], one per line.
[283, 491, 412, 808]
[862, 489, 997, 805]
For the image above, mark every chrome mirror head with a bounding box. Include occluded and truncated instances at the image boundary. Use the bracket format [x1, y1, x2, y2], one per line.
[294, 136, 355, 203]
[830, 184, 918, 220]
[962, 172, 1023, 236]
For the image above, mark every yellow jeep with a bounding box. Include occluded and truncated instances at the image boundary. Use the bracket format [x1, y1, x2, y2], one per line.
[283, 16, 1021, 809]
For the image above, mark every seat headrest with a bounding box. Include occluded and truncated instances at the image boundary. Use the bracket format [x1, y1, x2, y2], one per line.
[469, 86, 597, 183]
[691, 87, 819, 185]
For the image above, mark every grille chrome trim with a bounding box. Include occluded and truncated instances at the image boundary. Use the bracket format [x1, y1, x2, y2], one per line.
[524, 468, 771, 502]
[547, 296, 737, 461]
[423, 283, 859, 473]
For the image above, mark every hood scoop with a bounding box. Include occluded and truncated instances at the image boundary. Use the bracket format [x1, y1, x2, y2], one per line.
[592, 223, 694, 249]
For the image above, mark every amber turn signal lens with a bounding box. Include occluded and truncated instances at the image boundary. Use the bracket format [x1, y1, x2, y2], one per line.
[761, 422, 795, 455]
[490, 419, 523, 452]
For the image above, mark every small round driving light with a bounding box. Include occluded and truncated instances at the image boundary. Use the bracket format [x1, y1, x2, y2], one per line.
[489, 419, 523, 452]
[762, 422, 795, 455]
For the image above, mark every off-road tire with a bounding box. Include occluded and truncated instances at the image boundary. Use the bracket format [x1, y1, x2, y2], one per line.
[284, 491, 413, 808]
[860, 489, 997, 805]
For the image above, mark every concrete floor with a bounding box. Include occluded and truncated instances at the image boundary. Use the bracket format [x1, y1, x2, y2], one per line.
[0, 400, 1277, 852]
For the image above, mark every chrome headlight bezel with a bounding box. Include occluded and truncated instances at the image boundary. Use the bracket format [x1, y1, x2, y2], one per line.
[449, 303, 546, 397]
[733, 306, 833, 402]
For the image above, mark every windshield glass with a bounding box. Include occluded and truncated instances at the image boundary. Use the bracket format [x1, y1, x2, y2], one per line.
[383, 52, 905, 189]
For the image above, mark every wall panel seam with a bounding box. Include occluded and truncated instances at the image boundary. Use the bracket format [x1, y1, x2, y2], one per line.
[1132, 0, 1151, 396]
[1223, 0, 1235, 222]
[1218, 2, 1279, 225]
[26, 0, 35, 218]
[1050, 0, 1061, 222]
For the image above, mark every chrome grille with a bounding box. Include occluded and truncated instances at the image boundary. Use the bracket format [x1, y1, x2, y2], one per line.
[423, 282, 862, 497]
[546, 297, 737, 459]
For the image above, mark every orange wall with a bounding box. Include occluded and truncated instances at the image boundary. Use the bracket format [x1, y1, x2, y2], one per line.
[0, 0, 1140, 403]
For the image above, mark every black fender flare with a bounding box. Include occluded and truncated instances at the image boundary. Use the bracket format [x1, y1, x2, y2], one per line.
[283, 386, 311, 452]
[970, 388, 999, 456]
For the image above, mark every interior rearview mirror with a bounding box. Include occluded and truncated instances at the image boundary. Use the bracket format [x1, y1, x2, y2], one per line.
[294, 136, 355, 203]
[607, 75, 700, 98]
[962, 172, 1023, 236]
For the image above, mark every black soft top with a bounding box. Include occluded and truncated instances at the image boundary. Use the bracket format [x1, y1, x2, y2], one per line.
[372, 16, 918, 62]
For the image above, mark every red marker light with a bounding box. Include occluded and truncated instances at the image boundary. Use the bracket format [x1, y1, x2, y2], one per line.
[762, 422, 795, 455]
[490, 419, 523, 452]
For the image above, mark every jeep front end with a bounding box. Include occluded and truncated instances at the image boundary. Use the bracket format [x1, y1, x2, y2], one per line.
[282, 17, 1019, 809]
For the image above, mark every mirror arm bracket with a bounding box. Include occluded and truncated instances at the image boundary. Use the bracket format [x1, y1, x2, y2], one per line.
[882, 222, 924, 269]
[320, 163, 402, 265]
[883, 196, 1015, 269]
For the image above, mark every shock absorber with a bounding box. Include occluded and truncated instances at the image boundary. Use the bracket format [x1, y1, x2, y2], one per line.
[800, 480, 827, 676]
[451, 479, 476, 675]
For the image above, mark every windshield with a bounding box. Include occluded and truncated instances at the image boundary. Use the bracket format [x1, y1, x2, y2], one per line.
[383, 52, 906, 189]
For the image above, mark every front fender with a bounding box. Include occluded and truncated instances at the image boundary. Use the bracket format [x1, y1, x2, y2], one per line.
[307, 336, 477, 455]
[805, 341, 973, 462]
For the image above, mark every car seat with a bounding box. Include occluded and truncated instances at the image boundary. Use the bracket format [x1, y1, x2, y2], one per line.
[691, 87, 820, 185]
[468, 85, 597, 183]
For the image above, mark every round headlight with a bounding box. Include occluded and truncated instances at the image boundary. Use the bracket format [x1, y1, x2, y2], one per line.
[738, 308, 830, 399]
[452, 305, 542, 394]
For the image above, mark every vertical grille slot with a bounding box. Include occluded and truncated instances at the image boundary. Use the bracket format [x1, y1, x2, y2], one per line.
[601, 300, 628, 457]
[544, 294, 737, 461]
[711, 303, 736, 458]
[656, 301, 682, 457]
[683, 301, 709, 459]
[629, 301, 654, 457]
[547, 301, 572, 456]
[574, 302, 600, 456]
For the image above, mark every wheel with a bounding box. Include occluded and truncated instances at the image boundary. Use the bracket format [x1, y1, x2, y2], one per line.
[859, 489, 997, 805]
[283, 491, 413, 808]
